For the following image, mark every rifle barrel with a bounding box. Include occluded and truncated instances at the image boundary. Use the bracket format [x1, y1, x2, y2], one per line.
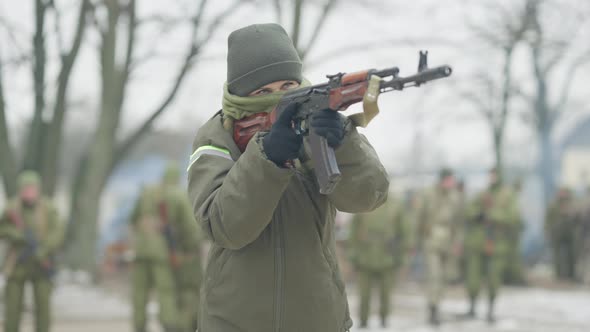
[380, 65, 452, 91]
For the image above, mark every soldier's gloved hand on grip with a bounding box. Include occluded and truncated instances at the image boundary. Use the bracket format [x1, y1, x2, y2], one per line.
[262, 102, 303, 167]
[311, 108, 345, 148]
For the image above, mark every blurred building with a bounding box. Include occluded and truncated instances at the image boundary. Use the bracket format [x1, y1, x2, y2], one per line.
[561, 148, 590, 192]
[558, 116, 590, 193]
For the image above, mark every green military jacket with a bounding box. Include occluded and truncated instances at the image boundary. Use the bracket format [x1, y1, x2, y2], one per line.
[130, 185, 201, 264]
[188, 113, 389, 332]
[348, 196, 407, 272]
[464, 185, 519, 256]
[0, 198, 63, 278]
[419, 187, 462, 253]
[545, 196, 577, 242]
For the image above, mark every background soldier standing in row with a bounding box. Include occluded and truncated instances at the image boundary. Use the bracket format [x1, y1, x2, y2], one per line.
[464, 167, 519, 323]
[576, 191, 590, 284]
[418, 168, 462, 326]
[348, 194, 407, 328]
[0, 171, 64, 332]
[129, 164, 201, 332]
[545, 187, 578, 281]
[503, 180, 525, 285]
[447, 179, 466, 284]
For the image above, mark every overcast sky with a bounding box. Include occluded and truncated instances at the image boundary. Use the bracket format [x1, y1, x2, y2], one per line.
[1, 0, 589, 184]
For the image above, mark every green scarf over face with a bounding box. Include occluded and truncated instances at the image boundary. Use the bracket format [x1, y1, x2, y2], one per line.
[221, 79, 311, 130]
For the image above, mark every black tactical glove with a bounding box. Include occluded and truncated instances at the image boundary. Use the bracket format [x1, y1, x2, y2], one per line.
[310, 108, 345, 148]
[262, 102, 303, 167]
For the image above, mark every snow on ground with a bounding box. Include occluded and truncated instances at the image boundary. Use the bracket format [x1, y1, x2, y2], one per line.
[346, 283, 590, 332]
[1, 280, 589, 331]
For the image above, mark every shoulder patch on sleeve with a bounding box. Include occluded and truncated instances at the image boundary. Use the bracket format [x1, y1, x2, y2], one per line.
[187, 145, 233, 171]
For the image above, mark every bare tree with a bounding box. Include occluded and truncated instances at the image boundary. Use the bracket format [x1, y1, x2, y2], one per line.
[460, 0, 529, 172]
[0, 0, 90, 198]
[0, 59, 18, 195]
[272, 0, 337, 60]
[523, 0, 590, 202]
[22, 0, 49, 173]
[1, 0, 250, 273]
[65, 0, 249, 273]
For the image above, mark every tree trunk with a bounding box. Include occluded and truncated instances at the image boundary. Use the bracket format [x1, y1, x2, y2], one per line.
[493, 129, 503, 173]
[64, 107, 119, 273]
[538, 127, 555, 204]
[41, 0, 90, 196]
[0, 61, 18, 196]
[24, 0, 47, 172]
[291, 0, 303, 51]
[64, 0, 121, 273]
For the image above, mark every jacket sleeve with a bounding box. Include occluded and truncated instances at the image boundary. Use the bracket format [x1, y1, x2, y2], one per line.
[38, 202, 64, 259]
[177, 193, 202, 252]
[0, 210, 22, 241]
[326, 122, 389, 213]
[188, 133, 294, 250]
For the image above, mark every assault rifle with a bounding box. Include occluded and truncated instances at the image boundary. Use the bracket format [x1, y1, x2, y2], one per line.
[18, 229, 56, 278]
[274, 51, 452, 194]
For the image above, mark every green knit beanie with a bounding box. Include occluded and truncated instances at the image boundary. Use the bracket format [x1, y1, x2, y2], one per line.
[18, 170, 41, 190]
[227, 23, 303, 97]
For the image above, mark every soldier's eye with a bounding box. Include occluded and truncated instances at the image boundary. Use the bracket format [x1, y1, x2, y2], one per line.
[282, 82, 297, 90]
[254, 89, 272, 96]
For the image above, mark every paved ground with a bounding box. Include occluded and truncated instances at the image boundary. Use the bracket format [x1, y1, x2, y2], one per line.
[3, 281, 590, 332]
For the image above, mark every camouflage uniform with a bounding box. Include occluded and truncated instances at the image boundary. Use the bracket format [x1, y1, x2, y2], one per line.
[545, 188, 578, 281]
[446, 181, 466, 284]
[576, 194, 590, 284]
[464, 179, 519, 323]
[0, 171, 63, 332]
[129, 165, 201, 332]
[503, 182, 525, 285]
[419, 178, 462, 325]
[349, 197, 407, 328]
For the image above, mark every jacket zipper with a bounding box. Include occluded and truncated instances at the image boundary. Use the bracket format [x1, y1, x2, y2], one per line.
[274, 212, 286, 332]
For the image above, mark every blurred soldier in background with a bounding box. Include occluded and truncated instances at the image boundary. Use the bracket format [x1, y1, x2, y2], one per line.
[464, 167, 519, 323]
[418, 168, 462, 326]
[503, 180, 525, 285]
[129, 163, 201, 332]
[348, 195, 407, 328]
[403, 190, 425, 281]
[577, 190, 590, 284]
[447, 179, 466, 284]
[0, 171, 64, 332]
[545, 187, 578, 281]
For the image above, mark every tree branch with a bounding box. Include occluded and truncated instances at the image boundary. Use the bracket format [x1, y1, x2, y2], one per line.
[23, 0, 49, 172]
[47, 0, 65, 55]
[306, 37, 459, 68]
[41, 0, 90, 195]
[110, 0, 249, 172]
[299, 0, 337, 60]
[554, 48, 590, 113]
[195, 0, 252, 47]
[0, 57, 18, 196]
[0, 17, 29, 60]
[291, 0, 303, 50]
[273, 0, 283, 24]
